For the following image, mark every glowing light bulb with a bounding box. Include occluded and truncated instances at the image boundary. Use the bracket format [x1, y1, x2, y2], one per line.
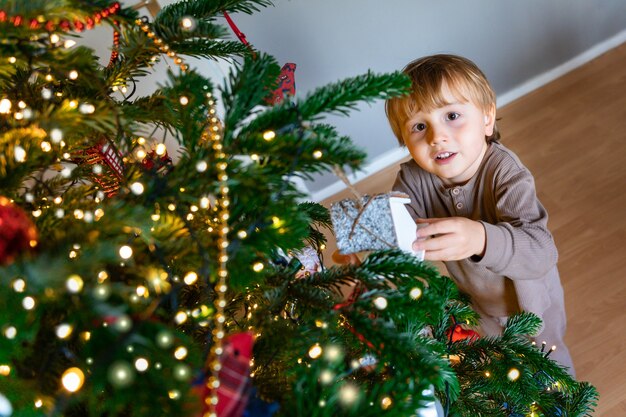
[174, 346, 188, 360]
[180, 16, 196, 30]
[155, 143, 167, 156]
[339, 384, 359, 405]
[62, 367, 85, 392]
[179, 96, 189, 105]
[79, 103, 95, 114]
[68, 70, 78, 80]
[262, 130, 276, 141]
[4, 326, 17, 339]
[134, 357, 149, 372]
[119, 245, 133, 259]
[66, 275, 84, 293]
[0, 98, 12, 113]
[22, 296, 36, 310]
[373, 296, 388, 310]
[14, 145, 26, 162]
[381, 396, 393, 410]
[130, 182, 144, 195]
[308, 344, 323, 359]
[196, 160, 208, 172]
[174, 311, 188, 324]
[184, 271, 198, 285]
[410, 287, 423, 299]
[507, 368, 520, 381]
[312, 150, 323, 159]
[55, 323, 73, 339]
[12, 279, 26, 293]
[252, 262, 264, 272]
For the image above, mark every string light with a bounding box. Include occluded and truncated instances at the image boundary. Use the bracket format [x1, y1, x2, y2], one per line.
[409, 287, 423, 299]
[0, 98, 11, 113]
[12, 278, 26, 292]
[339, 383, 359, 405]
[134, 358, 149, 372]
[262, 130, 275, 141]
[507, 368, 520, 381]
[183, 271, 198, 285]
[61, 367, 85, 393]
[373, 296, 388, 310]
[174, 346, 188, 360]
[119, 245, 133, 259]
[55, 323, 73, 339]
[381, 396, 393, 410]
[66, 275, 84, 293]
[308, 344, 323, 359]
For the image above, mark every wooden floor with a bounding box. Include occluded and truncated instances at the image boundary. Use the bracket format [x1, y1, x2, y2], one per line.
[320, 42, 626, 416]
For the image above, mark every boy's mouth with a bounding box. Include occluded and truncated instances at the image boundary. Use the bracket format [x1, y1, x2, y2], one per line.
[434, 151, 457, 162]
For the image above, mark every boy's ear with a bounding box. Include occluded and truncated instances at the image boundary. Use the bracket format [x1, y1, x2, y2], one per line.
[484, 105, 496, 136]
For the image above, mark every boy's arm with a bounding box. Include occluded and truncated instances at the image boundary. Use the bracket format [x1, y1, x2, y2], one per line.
[473, 169, 558, 279]
[392, 163, 428, 219]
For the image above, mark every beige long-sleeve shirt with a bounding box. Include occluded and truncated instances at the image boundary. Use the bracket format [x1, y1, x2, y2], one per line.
[393, 142, 562, 320]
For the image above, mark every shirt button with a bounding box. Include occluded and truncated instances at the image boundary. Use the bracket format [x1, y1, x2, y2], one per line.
[456, 202, 463, 209]
[452, 187, 460, 195]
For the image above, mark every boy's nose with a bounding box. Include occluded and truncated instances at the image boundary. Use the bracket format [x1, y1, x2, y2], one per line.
[426, 125, 447, 146]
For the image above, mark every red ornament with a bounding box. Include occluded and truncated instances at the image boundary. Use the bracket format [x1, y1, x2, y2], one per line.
[0, 197, 38, 265]
[58, 19, 71, 31]
[11, 15, 23, 26]
[74, 139, 125, 197]
[194, 332, 255, 417]
[140, 149, 172, 173]
[446, 324, 480, 343]
[265, 63, 297, 105]
[0, 11, 6, 22]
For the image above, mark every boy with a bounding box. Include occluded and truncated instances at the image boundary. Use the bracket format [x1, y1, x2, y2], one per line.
[386, 54, 574, 374]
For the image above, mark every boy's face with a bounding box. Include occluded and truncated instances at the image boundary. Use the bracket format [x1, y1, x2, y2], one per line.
[403, 83, 495, 186]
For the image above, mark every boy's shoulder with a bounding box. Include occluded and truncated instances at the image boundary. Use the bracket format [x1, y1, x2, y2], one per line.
[484, 142, 529, 176]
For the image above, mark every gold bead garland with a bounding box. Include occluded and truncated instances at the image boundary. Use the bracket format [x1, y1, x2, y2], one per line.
[134, 19, 188, 73]
[203, 94, 229, 417]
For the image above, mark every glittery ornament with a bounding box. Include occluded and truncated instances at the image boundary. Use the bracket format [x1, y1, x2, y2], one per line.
[330, 192, 424, 259]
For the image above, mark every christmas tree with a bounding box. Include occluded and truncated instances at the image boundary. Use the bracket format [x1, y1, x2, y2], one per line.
[0, 1, 597, 416]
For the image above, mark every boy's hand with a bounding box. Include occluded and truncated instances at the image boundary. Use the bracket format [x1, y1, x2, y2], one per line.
[331, 250, 361, 266]
[412, 217, 486, 261]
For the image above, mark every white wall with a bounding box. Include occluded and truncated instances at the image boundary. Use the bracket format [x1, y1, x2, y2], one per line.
[82, 0, 626, 199]
[229, 0, 626, 198]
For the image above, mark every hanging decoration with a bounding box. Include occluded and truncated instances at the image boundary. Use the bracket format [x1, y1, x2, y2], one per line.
[75, 139, 125, 197]
[195, 332, 255, 417]
[222, 10, 297, 105]
[0, 2, 121, 32]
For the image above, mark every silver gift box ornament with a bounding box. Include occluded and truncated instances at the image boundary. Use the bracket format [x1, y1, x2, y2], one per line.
[330, 192, 424, 260]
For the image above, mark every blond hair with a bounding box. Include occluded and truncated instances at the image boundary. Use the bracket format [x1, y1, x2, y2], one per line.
[386, 54, 499, 145]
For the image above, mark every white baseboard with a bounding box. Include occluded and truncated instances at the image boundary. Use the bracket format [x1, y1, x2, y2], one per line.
[310, 29, 626, 203]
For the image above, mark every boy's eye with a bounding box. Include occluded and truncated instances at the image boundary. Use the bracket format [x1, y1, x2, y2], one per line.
[411, 122, 426, 132]
[446, 112, 460, 121]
